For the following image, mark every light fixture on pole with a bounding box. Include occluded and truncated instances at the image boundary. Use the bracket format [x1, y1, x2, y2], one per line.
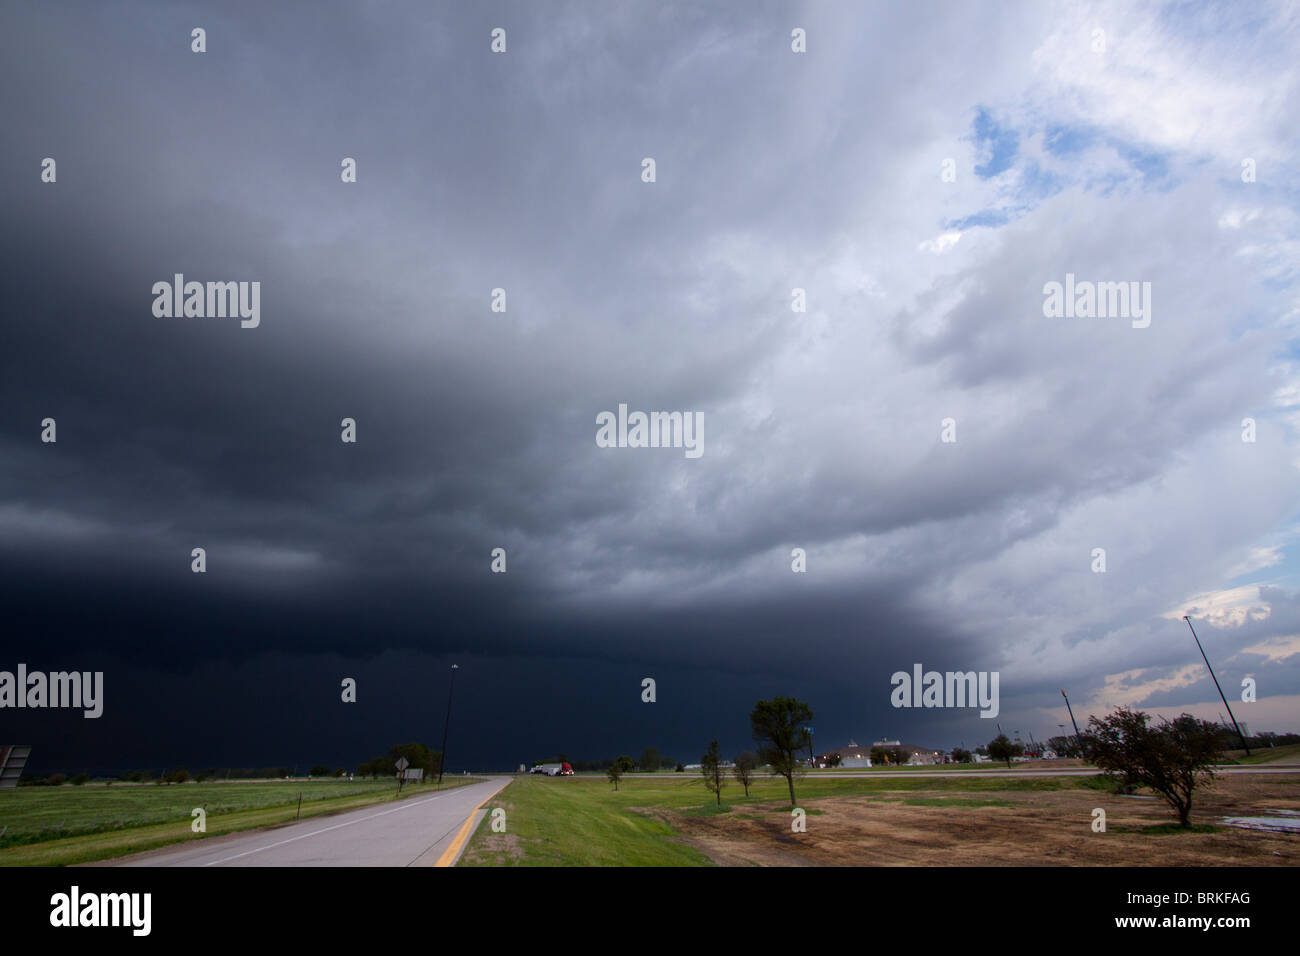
[1183, 616, 1249, 755]
[1061, 689, 1084, 755]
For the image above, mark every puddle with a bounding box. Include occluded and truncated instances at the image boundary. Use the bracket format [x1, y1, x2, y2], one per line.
[1219, 810, 1300, 833]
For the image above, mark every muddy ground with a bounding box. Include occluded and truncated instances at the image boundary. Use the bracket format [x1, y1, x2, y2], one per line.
[646, 776, 1300, 866]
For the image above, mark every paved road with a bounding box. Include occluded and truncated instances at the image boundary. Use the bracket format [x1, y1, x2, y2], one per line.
[108, 776, 511, 867]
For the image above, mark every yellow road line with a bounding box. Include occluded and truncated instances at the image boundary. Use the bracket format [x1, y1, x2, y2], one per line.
[435, 808, 482, 867]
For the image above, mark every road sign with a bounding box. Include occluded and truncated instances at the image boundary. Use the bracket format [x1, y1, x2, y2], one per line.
[395, 757, 409, 771]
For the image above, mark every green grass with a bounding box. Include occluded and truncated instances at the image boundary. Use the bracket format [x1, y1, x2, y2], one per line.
[0, 778, 476, 866]
[461, 771, 1100, 866]
[1225, 743, 1300, 765]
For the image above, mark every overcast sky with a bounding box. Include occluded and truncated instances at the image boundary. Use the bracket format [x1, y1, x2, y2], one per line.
[2, 1, 1298, 772]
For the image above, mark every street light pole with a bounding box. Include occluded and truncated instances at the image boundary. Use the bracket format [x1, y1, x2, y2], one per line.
[438, 664, 459, 784]
[1183, 616, 1250, 755]
[1061, 689, 1084, 755]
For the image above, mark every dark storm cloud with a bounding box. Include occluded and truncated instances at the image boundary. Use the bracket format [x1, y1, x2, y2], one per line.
[2, 1, 1299, 770]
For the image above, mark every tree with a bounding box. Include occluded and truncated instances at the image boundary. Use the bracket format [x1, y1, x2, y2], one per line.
[1086, 708, 1223, 827]
[701, 740, 725, 805]
[887, 747, 911, 767]
[987, 734, 1022, 768]
[607, 762, 625, 790]
[615, 755, 635, 775]
[639, 746, 661, 773]
[71, 773, 90, 786]
[1047, 734, 1086, 759]
[950, 747, 972, 763]
[309, 765, 330, 777]
[750, 696, 813, 807]
[675, 763, 684, 772]
[386, 742, 442, 780]
[824, 752, 843, 768]
[733, 750, 758, 796]
[870, 746, 890, 766]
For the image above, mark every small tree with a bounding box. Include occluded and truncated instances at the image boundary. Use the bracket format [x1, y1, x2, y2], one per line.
[701, 740, 725, 805]
[675, 763, 684, 772]
[950, 747, 972, 763]
[870, 746, 890, 766]
[1087, 708, 1222, 827]
[309, 764, 330, 777]
[71, 773, 90, 786]
[732, 750, 758, 796]
[987, 734, 1022, 768]
[750, 696, 814, 807]
[824, 752, 843, 768]
[607, 762, 625, 790]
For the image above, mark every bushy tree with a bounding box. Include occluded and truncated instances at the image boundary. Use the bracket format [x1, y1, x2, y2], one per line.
[639, 746, 661, 773]
[309, 764, 330, 777]
[750, 697, 813, 807]
[1086, 708, 1223, 827]
[987, 734, 1022, 768]
[950, 747, 972, 763]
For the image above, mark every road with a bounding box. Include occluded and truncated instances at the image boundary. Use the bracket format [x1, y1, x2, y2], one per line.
[107, 776, 511, 867]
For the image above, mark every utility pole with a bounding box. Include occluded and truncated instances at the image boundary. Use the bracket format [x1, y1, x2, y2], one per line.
[1184, 616, 1249, 755]
[438, 664, 459, 784]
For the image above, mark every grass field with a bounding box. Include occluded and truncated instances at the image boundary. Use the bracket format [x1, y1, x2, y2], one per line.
[458, 771, 1102, 866]
[461, 770, 1300, 867]
[0, 777, 476, 867]
[1225, 743, 1300, 764]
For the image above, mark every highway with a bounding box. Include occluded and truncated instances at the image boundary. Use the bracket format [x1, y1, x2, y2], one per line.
[106, 776, 511, 867]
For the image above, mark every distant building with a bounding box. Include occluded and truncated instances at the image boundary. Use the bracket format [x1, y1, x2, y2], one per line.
[815, 738, 946, 768]
[817, 739, 873, 768]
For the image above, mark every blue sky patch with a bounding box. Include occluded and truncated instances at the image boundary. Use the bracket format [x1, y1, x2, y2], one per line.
[972, 107, 1019, 179]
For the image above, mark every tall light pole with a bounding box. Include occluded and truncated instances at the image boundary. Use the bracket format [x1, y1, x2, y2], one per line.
[1061, 689, 1084, 755]
[1183, 616, 1249, 755]
[438, 664, 459, 784]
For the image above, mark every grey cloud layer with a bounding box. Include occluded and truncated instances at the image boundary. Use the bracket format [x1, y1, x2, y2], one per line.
[3, 1, 1298, 763]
